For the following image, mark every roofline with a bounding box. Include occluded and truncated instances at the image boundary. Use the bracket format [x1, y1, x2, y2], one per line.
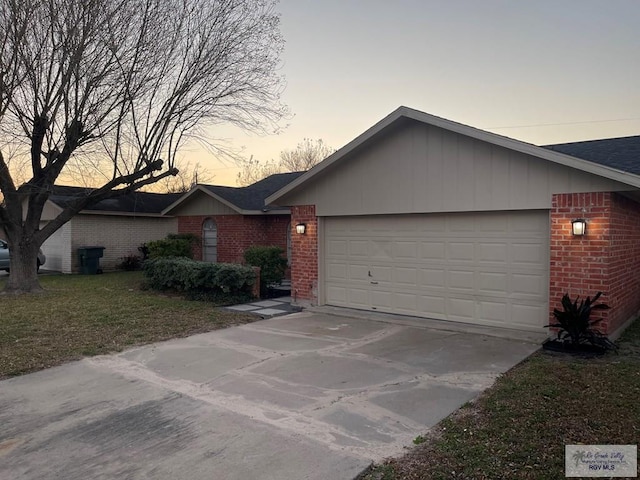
[266, 106, 640, 205]
[77, 210, 172, 218]
[162, 185, 243, 215]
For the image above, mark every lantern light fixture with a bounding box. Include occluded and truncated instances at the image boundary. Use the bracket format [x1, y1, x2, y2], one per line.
[296, 223, 306, 235]
[572, 219, 587, 236]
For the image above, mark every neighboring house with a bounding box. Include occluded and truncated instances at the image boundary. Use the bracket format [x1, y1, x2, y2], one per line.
[163, 172, 305, 265]
[266, 106, 640, 339]
[41, 187, 181, 273]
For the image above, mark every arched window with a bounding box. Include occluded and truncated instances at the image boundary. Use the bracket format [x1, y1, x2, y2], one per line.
[202, 218, 217, 263]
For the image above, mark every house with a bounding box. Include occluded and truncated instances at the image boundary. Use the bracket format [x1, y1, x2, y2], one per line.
[163, 172, 305, 265]
[41, 187, 181, 273]
[266, 106, 640, 339]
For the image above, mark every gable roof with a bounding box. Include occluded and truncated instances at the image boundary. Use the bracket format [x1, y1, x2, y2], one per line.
[266, 106, 640, 206]
[48, 186, 181, 216]
[163, 171, 305, 215]
[543, 136, 640, 175]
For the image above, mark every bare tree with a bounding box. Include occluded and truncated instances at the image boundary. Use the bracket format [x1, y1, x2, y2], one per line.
[236, 139, 334, 186]
[160, 162, 214, 194]
[236, 155, 281, 186]
[0, 0, 286, 293]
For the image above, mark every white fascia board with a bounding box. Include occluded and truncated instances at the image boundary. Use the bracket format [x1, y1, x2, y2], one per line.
[78, 210, 170, 218]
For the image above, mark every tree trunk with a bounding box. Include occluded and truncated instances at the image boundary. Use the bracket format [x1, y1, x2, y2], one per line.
[3, 241, 43, 294]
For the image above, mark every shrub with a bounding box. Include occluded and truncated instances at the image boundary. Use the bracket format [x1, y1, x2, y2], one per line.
[546, 292, 616, 351]
[117, 254, 142, 271]
[147, 238, 193, 259]
[243, 245, 288, 296]
[167, 233, 200, 245]
[142, 257, 256, 297]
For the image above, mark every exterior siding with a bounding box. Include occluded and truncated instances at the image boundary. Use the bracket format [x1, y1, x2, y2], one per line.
[169, 191, 238, 216]
[71, 215, 177, 272]
[290, 206, 318, 305]
[40, 221, 72, 272]
[549, 192, 640, 337]
[276, 121, 630, 216]
[178, 214, 290, 264]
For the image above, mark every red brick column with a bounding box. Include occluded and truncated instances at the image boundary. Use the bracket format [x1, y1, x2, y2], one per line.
[549, 192, 640, 337]
[290, 205, 318, 305]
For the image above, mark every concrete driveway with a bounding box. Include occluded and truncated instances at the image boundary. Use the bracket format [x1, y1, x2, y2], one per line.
[0, 310, 540, 480]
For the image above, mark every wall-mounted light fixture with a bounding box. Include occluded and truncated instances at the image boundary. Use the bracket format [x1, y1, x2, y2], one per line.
[296, 223, 306, 235]
[572, 219, 587, 236]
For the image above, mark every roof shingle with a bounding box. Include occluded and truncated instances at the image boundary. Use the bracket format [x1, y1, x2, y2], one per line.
[543, 136, 640, 175]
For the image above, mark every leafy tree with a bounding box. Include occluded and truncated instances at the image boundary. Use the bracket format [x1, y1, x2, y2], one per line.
[237, 138, 334, 186]
[0, 0, 286, 293]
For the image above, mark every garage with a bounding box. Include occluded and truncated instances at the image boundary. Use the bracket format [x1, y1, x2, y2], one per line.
[267, 107, 640, 338]
[324, 211, 549, 331]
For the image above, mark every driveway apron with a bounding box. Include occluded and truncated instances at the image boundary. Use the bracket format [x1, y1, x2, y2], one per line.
[0, 311, 539, 480]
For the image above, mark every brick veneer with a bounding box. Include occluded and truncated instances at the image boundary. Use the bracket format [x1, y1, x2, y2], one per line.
[550, 192, 640, 336]
[178, 214, 290, 264]
[290, 205, 318, 305]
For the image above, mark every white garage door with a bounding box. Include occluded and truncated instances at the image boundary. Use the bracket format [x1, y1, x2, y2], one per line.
[324, 211, 549, 331]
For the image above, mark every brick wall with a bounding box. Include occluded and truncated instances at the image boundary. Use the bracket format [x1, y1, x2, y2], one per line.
[178, 214, 290, 264]
[290, 205, 318, 305]
[550, 192, 640, 337]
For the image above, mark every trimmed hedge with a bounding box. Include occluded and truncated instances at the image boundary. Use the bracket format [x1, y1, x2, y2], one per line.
[147, 233, 200, 259]
[244, 245, 288, 296]
[143, 257, 256, 295]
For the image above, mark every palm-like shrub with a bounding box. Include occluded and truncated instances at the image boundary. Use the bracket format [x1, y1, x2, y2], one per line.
[547, 292, 616, 351]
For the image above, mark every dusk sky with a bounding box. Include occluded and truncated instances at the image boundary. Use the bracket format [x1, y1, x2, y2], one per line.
[197, 0, 640, 186]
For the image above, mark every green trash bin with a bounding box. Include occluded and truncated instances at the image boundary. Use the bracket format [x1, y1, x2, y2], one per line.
[78, 246, 105, 274]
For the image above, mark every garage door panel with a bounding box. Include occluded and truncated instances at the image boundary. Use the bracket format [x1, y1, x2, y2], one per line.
[448, 270, 475, 290]
[394, 292, 418, 312]
[421, 241, 446, 259]
[479, 215, 508, 233]
[349, 240, 369, 256]
[448, 242, 475, 261]
[326, 263, 347, 281]
[478, 272, 508, 293]
[511, 273, 547, 297]
[349, 264, 369, 280]
[327, 239, 347, 256]
[394, 241, 418, 258]
[420, 268, 446, 288]
[512, 242, 546, 264]
[479, 301, 508, 323]
[371, 241, 392, 259]
[324, 211, 549, 331]
[394, 267, 417, 285]
[478, 242, 508, 263]
[511, 303, 547, 328]
[418, 295, 447, 317]
[448, 297, 476, 320]
[326, 285, 347, 304]
[347, 288, 369, 308]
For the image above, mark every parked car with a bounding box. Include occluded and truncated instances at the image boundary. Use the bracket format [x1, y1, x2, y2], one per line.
[0, 239, 46, 272]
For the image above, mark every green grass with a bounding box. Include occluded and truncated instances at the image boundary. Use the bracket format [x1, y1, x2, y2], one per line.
[360, 320, 640, 480]
[0, 271, 256, 379]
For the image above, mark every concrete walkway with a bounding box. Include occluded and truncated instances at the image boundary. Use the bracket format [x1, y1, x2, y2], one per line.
[225, 296, 301, 317]
[0, 311, 540, 480]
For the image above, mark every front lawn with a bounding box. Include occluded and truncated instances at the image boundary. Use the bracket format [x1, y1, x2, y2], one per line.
[360, 320, 640, 480]
[0, 271, 255, 379]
